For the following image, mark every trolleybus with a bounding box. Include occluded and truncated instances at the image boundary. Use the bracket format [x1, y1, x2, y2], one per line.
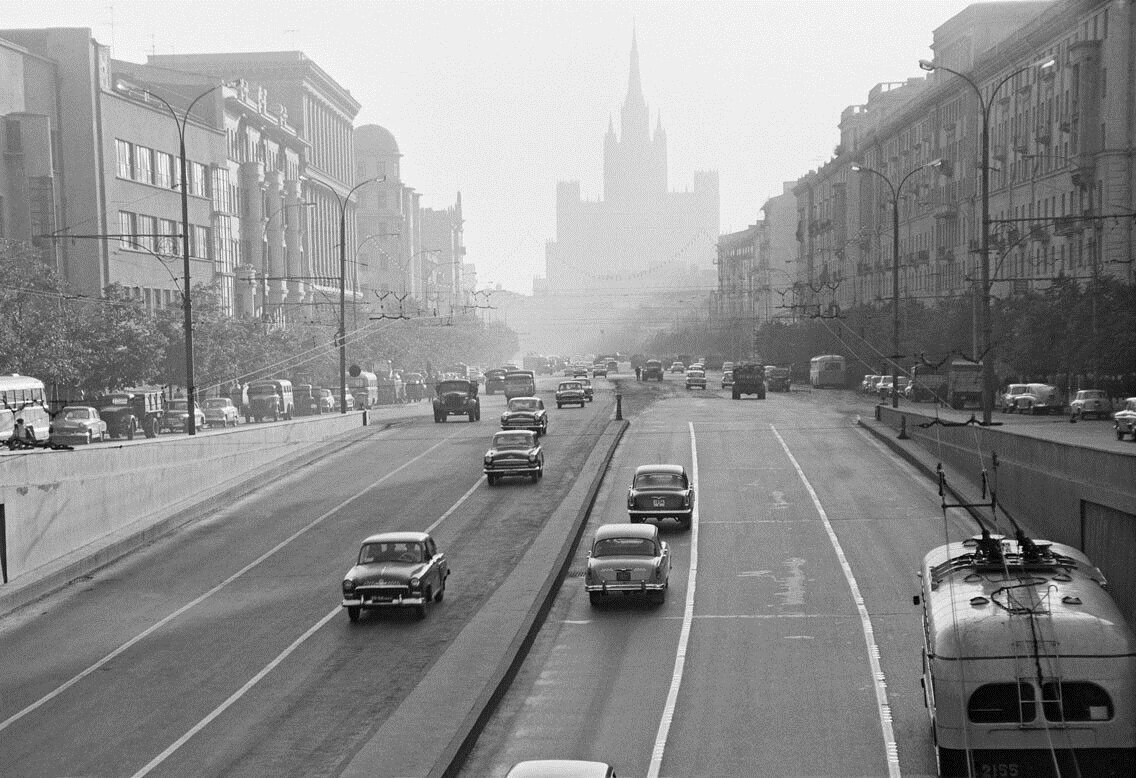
[1, 373, 52, 443]
[915, 532, 1136, 776]
[809, 354, 847, 388]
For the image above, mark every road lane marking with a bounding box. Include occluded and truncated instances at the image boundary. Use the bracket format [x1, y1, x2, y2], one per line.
[0, 433, 457, 736]
[771, 424, 902, 778]
[646, 422, 699, 778]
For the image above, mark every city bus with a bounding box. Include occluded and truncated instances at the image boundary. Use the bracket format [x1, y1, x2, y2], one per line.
[0, 374, 52, 443]
[348, 371, 379, 410]
[809, 354, 847, 388]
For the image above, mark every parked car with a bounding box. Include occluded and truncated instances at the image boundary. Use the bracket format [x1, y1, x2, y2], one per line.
[585, 522, 671, 606]
[1069, 389, 1110, 420]
[202, 397, 240, 427]
[1012, 383, 1064, 415]
[505, 761, 616, 778]
[501, 396, 548, 437]
[291, 384, 322, 416]
[721, 369, 734, 389]
[49, 405, 107, 444]
[161, 399, 206, 433]
[404, 372, 427, 402]
[627, 463, 694, 529]
[246, 379, 294, 422]
[579, 377, 594, 401]
[340, 531, 449, 621]
[685, 368, 707, 390]
[670, 361, 685, 373]
[483, 429, 544, 485]
[433, 379, 481, 423]
[556, 380, 586, 408]
[861, 374, 878, 393]
[999, 383, 1031, 412]
[1114, 397, 1136, 440]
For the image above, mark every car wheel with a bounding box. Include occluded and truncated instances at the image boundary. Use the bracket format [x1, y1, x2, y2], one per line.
[651, 589, 667, 605]
[589, 592, 605, 607]
[414, 603, 427, 620]
[127, 422, 136, 440]
[487, 474, 497, 486]
[531, 472, 539, 483]
[680, 517, 692, 531]
[732, 389, 740, 400]
[557, 403, 563, 409]
[1118, 427, 1126, 440]
[347, 606, 360, 623]
[434, 581, 445, 602]
[245, 415, 251, 424]
[468, 412, 476, 422]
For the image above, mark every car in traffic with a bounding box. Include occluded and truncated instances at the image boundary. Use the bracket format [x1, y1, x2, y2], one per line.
[483, 429, 544, 485]
[1069, 389, 1110, 420]
[556, 380, 586, 408]
[669, 361, 685, 373]
[722, 361, 735, 373]
[999, 383, 1031, 412]
[341, 531, 449, 621]
[579, 377, 594, 401]
[161, 399, 206, 433]
[764, 365, 792, 392]
[1114, 397, 1136, 440]
[505, 761, 617, 778]
[592, 362, 608, 377]
[585, 522, 670, 606]
[404, 372, 427, 402]
[484, 368, 509, 395]
[501, 396, 548, 437]
[1011, 382, 1064, 415]
[202, 397, 240, 427]
[685, 368, 707, 390]
[49, 405, 107, 444]
[641, 359, 664, 381]
[433, 378, 481, 422]
[572, 364, 590, 378]
[605, 359, 618, 374]
[315, 388, 337, 413]
[721, 369, 734, 389]
[627, 463, 694, 529]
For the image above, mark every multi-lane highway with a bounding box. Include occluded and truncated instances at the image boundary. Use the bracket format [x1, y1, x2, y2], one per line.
[1, 372, 1107, 777]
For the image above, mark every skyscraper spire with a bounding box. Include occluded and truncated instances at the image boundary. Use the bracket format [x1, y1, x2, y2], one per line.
[626, 27, 644, 108]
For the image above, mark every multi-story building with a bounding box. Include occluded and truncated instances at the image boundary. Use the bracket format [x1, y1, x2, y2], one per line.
[420, 197, 468, 318]
[148, 51, 362, 326]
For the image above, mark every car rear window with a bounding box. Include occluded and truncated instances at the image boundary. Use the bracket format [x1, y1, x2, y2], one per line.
[593, 537, 656, 557]
[634, 472, 684, 488]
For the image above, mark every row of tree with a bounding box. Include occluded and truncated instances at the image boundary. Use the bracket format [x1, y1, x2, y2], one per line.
[640, 275, 1136, 393]
[0, 240, 519, 405]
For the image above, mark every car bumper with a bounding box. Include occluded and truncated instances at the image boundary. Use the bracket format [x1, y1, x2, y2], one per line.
[484, 463, 542, 476]
[628, 507, 692, 520]
[51, 430, 94, 443]
[342, 593, 427, 608]
[586, 581, 667, 593]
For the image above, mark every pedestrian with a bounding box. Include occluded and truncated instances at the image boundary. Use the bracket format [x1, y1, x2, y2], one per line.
[635, 365, 641, 381]
[11, 417, 29, 443]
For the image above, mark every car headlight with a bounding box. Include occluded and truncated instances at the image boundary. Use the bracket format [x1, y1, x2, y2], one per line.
[409, 577, 421, 589]
[342, 579, 355, 593]
[528, 453, 538, 463]
[501, 414, 508, 422]
[484, 454, 493, 465]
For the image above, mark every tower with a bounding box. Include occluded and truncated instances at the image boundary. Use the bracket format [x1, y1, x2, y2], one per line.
[603, 31, 667, 203]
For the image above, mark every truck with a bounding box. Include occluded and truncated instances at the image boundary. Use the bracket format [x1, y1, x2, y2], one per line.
[945, 359, 983, 409]
[906, 364, 948, 403]
[96, 386, 165, 439]
[732, 363, 767, 399]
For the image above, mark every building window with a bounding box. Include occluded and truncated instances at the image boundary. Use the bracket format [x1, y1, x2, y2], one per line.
[136, 214, 156, 252]
[116, 139, 133, 179]
[191, 225, 211, 259]
[5, 119, 22, 153]
[159, 218, 180, 256]
[189, 162, 208, 197]
[134, 145, 153, 184]
[118, 211, 136, 249]
[155, 152, 174, 189]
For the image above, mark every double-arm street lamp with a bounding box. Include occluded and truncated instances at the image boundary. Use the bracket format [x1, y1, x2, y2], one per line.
[918, 57, 1055, 424]
[309, 176, 383, 414]
[852, 159, 950, 408]
[116, 80, 232, 435]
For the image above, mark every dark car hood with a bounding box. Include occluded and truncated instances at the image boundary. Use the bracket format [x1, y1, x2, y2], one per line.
[347, 561, 427, 585]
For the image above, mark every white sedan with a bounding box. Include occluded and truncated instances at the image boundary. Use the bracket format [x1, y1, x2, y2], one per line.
[50, 405, 107, 444]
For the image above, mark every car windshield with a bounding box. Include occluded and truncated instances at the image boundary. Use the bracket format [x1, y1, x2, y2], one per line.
[61, 408, 91, 420]
[593, 537, 656, 557]
[493, 433, 532, 450]
[559, 382, 582, 391]
[508, 399, 540, 411]
[1078, 390, 1105, 400]
[634, 472, 685, 489]
[688, 371, 705, 377]
[168, 400, 189, 411]
[437, 381, 469, 393]
[249, 386, 278, 397]
[204, 399, 229, 408]
[358, 541, 425, 564]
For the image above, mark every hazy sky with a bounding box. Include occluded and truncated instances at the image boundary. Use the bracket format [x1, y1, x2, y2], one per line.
[4, 0, 1021, 294]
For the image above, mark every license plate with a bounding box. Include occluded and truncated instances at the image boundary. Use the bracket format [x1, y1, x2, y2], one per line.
[616, 570, 631, 581]
[652, 497, 666, 507]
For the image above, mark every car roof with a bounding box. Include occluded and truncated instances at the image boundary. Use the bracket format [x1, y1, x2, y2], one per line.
[505, 760, 614, 778]
[633, 463, 686, 476]
[508, 396, 541, 402]
[360, 531, 430, 545]
[594, 522, 659, 541]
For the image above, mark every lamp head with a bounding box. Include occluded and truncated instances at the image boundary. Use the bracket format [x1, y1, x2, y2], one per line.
[918, 59, 936, 72]
[851, 165, 864, 172]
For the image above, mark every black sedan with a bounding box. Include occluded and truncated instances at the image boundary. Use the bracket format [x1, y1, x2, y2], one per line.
[500, 396, 548, 437]
[627, 463, 695, 529]
[484, 430, 544, 485]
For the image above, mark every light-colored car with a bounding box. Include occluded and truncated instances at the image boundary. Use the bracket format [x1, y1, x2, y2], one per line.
[316, 388, 337, 413]
[1012, 383, 1063, 415]
[483, 429, 544, 485]
[1114, 397, 1136, 440]
[722, 361, 735, 373]
[341, 531, 449, 621]
[861, 374, 877, 393]
[161, 399, 206, 432]
[50, 405, 107, 444]
[670, 361, 685, 373]
[1069, 389, 1110, 420]
[501, 396, 548, 437]
[585, 522, 670, 606]
[202, 397, 239, 427]
[505, 760, 617, 778]
[556, 380, 586, 408]
[685, 368, 707, 390]
[627, 463, 694, 529]
[579, 377, 594, 401]
[999, 383, 1030, 412]
[721, 369, 734, 389]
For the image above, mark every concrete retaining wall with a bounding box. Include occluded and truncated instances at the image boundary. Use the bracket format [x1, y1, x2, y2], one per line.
[0, 412, 366, 597]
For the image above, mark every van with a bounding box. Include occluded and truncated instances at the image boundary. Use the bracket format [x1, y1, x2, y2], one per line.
[503, 370, 536, 400]
[246, 379, 294, 422]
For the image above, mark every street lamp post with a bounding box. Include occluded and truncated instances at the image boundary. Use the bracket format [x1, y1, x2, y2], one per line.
[119, 81, 230, 435]
[311, 176, 383, 414]
[919, 57, 1054, 424]
[852, 160, 948, 408]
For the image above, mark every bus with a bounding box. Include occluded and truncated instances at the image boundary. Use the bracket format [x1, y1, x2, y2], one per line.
[916, 533, 1136, 776]
[348, 371, 379, 410]
[0, 374, 52, 443]
[809, 355, 847, 388]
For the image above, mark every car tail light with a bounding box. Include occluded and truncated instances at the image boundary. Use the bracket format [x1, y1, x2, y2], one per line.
[627, 491, 635, 509]
[682, 492, 691, 508]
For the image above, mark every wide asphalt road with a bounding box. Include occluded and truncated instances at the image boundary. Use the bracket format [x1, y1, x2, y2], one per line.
[459, 376, 1012, 777]
[0, 376, 614, 777]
